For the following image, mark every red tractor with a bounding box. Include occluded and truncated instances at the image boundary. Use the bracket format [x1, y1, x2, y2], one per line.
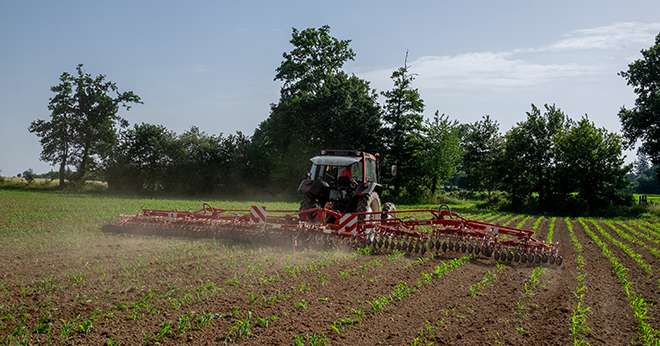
[297, 150, 391, 219]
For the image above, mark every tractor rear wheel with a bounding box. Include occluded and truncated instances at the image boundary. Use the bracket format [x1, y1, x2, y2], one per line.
[357, 192, 381, 220]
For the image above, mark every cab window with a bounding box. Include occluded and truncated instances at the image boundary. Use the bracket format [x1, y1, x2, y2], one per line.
[365, 159, 377, 182]
[350, 162, 363, 181]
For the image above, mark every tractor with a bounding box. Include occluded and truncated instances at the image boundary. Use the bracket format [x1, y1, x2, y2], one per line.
[297, 150, 392, 219]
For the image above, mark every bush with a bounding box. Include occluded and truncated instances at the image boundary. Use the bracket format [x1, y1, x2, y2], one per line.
[22, 169, 35, 185]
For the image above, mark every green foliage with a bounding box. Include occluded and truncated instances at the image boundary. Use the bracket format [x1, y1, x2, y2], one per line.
[586, 220, 652, 275]
[566, 218, 590, 346]
[501, 104, 569, 209]
[29, 64, 141, 186]
[555, 117, 631, 211]
[253, 26, 383, 190]
[21, 169, 35, 185]
[461, 115, 504, 196]
[225, 311, 253, 342]
[107, 124, 252, 193]
[618, 33, 660, 164]
[417, 112, 463, 200]
[294, 299, 309, 310]
[630, 153, 660, 194]
[468, 263, 504, 297]
[500, 104, 631, 213]
[381, 54, 425, 202]
[578, 219, 659, 345]
[293, 333, 329, 346]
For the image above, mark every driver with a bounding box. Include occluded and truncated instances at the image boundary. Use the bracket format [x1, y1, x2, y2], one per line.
[337, 166, 354, 187]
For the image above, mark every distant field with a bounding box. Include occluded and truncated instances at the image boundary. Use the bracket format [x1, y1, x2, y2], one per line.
[0, 190, 658, 345]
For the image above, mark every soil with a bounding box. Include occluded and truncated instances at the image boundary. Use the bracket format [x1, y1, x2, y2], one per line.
[1, 215, 655, 345]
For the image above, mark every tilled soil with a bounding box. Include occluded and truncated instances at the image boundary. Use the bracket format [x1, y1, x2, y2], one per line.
[592, 220, 659, 328]
[2, 214, 657, 345]
[572, 220, 639, 345]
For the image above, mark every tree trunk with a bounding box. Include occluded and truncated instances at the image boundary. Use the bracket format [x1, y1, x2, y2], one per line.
[77, 138, 91, 184]
[58, 155, 66, 189]
[58, 141, 68, 189]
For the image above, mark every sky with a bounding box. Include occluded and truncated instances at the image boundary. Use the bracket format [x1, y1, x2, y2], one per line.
[1, 0, 659, 174]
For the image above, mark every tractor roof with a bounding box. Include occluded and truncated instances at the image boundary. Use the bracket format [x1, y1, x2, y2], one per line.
[310, 155, 361, 166]
[317, 149, 378, 160]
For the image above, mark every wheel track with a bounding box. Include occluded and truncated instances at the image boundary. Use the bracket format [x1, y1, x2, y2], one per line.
[510, 217, 577, 345]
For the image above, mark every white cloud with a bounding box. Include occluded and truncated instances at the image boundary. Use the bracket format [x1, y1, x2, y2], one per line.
[360, 22, 659, 93]
[542, 22, 660, 51]
[362, 52, 599, 92]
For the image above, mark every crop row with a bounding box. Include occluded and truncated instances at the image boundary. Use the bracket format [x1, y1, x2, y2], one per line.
[585, 220, 653, 275]
[617, 222, 660, 247]
[316, 255, 473, 343]
[577, 219, 658, 345]
[565, 219, 590, 346]
[635, 221, 659, 237]
[512, 216, 552, 335]
[604, 221, 659, 259]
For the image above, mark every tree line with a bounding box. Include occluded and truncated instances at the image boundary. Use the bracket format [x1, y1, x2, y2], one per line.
[28, 26, 660, 213]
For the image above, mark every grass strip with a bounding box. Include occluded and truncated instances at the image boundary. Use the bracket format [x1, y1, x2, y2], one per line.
[578, 219, 659, 346]
[565, 219, 590, 346]
[605, 222, 659, 259]
[586, 220, 653, 275]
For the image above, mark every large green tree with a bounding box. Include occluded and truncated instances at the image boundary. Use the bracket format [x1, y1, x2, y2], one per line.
[501, 104, 569, 208]
[618, 33, 660, 164]
[381, 54, 425, 201]
[555, 117, 631, 211]
[30, 64, 141, 186]
[253, 26, 382, 189]
[461, 115, 504, 197]
[418, 112, 463, 198]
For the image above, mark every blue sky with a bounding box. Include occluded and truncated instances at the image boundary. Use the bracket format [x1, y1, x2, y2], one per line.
[1, 1, 659, 174]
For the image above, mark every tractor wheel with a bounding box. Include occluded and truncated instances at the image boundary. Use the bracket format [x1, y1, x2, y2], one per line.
[357, 192, 382, 220]
[299, 196, 320, 222]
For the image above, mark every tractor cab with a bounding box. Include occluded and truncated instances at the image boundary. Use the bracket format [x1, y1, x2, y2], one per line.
[298, 150, 382, 215]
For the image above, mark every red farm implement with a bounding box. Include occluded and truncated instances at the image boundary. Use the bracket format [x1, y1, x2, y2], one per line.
[103, 203, 562, 266]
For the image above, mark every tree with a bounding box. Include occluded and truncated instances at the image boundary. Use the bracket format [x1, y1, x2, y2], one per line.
[22, 169, 35, 185]
[618, 33, 660, 164]
[461, 115, 504, 197]
[419, 112, 463, 198]
[31, 65, 141, 186]
[381, 52, 425, 201]
[253, 26, 382, 190]
[69, 65, 141, 183]
[630, 152, 660, 194]
[106, 123, 179, 191]
[501, 104, 569, 208]
[555, 117, 631, 211]
[29, 71, 76, 188]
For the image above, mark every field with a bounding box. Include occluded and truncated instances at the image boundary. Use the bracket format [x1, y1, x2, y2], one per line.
[0, 190, 658, 345]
